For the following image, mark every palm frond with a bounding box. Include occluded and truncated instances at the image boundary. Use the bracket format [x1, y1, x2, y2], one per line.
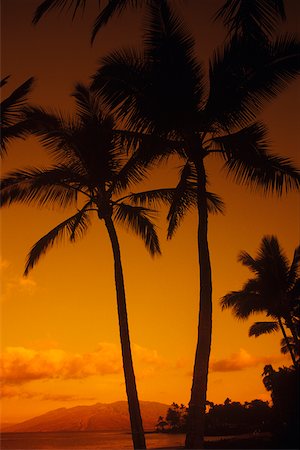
[142, 0, 204, 133]
[32, 0, 87, 24]
[110, 151, 150, 195]
[25, 101, 129, 187]
[92, 47, 151, 131]
[213, 122, 269, 158]
[24, 205, 91, 275]
[92, 0, 143, 43]
[1, 122, 32, 155]
[24, 105, 81, 163]
[244, 34, 300, 113]
[206, 38, 257, 128]
[224, 149, 300, 196]
[206, 192, 225, 215]
[257, 236, 290, 283]
[72, 82, 95, 122]
[0, 165, 85, 209]
[206, 35, 300, 129]
[213, 0, 286, 41]
[72, 82, 108, 126]
[114, 202, 160, 256]
[127, 188, 175, 208]
[288, 246, 300, 288]
[118, 129, 186, 162]
[1, 75, 10, 88]
[238, 250, 261, 273]
[220, 290, 265, 318]
[110, 131, 185, 196]
[1, 77, 35, 126]
[167, 162, 196, 238]
[238, 236, 291, 304]
[249, 321, 279, 337]
[167, 162, 224, 238]
[93, 1, 205, 134]
[1, 77, 35, 155]
[280, 336, 299, 356]
[224, 236, 300, 327]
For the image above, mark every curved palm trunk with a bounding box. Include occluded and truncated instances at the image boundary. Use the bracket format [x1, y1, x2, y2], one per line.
[185, 156, 212, 449]
[105, 217, 146, 450]
[278, 316, 297, 368]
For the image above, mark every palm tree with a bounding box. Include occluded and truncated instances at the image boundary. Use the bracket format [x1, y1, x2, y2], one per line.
[1, 76, 34, 156]
[91, 2, 300, 447]
[0, 83, 167, 450]
[221, 236, 300, 367]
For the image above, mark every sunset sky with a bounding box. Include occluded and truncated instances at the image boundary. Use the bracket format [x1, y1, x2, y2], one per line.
[1, 0, 299, 424]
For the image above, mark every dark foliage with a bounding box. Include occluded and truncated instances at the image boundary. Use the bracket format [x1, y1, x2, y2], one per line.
[263, 364, 300, 448]
[156, 398, 272, 436]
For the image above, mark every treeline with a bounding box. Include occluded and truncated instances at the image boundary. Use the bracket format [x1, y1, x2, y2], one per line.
[156, 363, 299, 447]
[156, 398, 271, 436]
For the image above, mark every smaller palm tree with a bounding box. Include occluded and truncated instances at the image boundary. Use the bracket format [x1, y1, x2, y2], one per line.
[0, 83, 167, 450]
[0, 76, 34, 156]
[221, 236, 299, 367]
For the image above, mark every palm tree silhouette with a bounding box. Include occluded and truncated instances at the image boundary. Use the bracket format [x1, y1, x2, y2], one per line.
[221, 236, 300, 367]
[0, 83, 166, 450]
[0, 76, 34, 156]
[91, 1, 300, 447]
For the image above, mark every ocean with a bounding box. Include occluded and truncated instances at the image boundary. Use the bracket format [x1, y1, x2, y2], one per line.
[1, 431, 261, 449]
[0, 431, 186, 450]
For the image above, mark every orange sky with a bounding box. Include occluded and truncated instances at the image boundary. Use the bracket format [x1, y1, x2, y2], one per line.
[1, 0, 299, 424]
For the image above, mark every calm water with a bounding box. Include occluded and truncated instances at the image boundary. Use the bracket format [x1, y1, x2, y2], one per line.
[0, 431, 186, 450]
[0, 431, 260, 449]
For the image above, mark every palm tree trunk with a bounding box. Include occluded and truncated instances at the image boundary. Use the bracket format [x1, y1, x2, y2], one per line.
[105, 216, 146, 450]
[284, 313, 300, 350]
[278, 316, 297, 368]
[185, 156, 212, 449]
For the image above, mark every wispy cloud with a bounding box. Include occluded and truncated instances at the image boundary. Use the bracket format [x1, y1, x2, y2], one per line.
[209, 348, 286, 373]
[0, 259, 37, 301]
[0, 258, 10, 271]
[1, 385, 95, 402]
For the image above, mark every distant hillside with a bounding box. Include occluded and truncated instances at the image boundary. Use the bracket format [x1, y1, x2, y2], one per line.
[2, 401, 169, 432]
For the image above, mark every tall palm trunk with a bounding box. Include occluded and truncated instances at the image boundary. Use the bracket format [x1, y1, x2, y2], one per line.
[185, 155, 212, 449]
[105, 216, 146, 450]
[278, 316, 297, 368]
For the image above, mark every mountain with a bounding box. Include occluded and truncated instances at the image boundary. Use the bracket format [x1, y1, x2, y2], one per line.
[2, 401, 169, 432]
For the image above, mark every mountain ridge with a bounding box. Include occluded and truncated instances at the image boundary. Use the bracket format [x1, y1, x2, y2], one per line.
[2, 401, 169, 432]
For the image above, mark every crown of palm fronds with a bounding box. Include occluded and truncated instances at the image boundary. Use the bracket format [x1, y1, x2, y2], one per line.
[221, 236, 300, 322]
[1, 84, 165, 274]
[93, 1, 300, 196]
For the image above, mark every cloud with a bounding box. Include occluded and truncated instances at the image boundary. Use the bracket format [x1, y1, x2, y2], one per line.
[132, 344, 167, 378]
[1, 385, 95, 402]
[41, 393, 96, 402]
[0, 258, 10, 271]
[1, 265, 37, 302]
[0, 344, 122, 387]
[0, 343, 167, 390]
[209, 348, 285, 373]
